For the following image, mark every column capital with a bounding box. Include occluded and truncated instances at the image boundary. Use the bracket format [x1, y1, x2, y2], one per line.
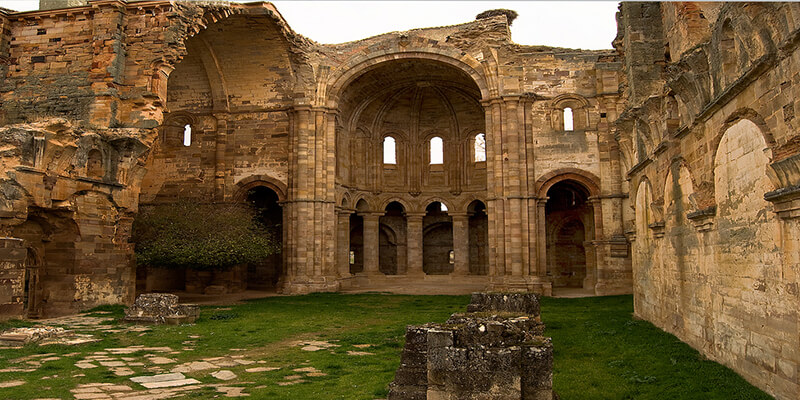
[449, 212, 471, 219]
[358, 211, 385, 219]
[404, 212, 427, 219]
[335, 208, 354, 216]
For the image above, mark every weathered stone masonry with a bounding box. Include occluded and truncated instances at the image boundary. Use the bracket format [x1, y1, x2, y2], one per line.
[0, 0, 635, 317]
[2, 1, 798, 398]
[616, 3, 800, 399]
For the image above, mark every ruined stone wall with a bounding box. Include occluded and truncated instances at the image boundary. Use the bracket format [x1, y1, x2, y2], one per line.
[0, 2, 291, 315]
[0, 238, 26, 318]
[617, 3, 800, 398]
[1, 1, 630, 309]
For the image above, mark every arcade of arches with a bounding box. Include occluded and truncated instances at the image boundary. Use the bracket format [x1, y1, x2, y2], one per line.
[2, 2, 800, 398]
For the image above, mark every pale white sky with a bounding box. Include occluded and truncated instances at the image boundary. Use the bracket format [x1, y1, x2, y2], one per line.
[2, 1, 620, 49]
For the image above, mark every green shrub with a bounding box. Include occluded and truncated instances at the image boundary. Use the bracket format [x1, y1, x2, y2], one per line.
[132, 201, 280, 270]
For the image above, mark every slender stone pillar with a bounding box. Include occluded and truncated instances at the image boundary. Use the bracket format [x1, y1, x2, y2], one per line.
[406, 212, 426, 276]
[536, 199, 548, 277]
[336, 209, 352, 278]
[213, 114, 227, 201]
[361, 212, 383, 275]
[451, 212, 470, 276]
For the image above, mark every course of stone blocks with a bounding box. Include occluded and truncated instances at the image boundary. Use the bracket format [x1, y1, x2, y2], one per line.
[388, 293, 553, 400]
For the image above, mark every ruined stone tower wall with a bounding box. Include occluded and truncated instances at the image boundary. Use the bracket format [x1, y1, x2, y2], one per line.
[617, 3, 800, 399]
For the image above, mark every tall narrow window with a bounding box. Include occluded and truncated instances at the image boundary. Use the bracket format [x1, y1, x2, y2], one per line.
[430, 137, 443, 164]
[563, 107, 574, 131]
[183, 124, 192, 147]
[383, 136, 396, 164]
[474, 133, 486, 162]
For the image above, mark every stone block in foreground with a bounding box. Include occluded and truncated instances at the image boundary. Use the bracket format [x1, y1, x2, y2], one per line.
[123, 293, 199, 325]
[388, 292, 554, 400]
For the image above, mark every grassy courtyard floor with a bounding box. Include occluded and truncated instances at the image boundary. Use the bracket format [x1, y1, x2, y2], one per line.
[0, 294, 771, 399]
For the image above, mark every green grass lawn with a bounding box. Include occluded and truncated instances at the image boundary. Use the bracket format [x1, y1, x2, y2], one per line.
[0, 294, 771, 399]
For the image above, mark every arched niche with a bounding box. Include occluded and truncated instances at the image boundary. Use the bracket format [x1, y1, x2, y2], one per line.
[379, 201, 407, 275]
[423, 201, 453, 275]
[544, 180, 595, 289]
[467, 200, 489, 275]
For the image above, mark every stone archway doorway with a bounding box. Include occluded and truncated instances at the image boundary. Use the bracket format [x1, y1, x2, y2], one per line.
[545, 180, 595, 289]
[245, 186, 284, 290]
[423, 202, 453, 275]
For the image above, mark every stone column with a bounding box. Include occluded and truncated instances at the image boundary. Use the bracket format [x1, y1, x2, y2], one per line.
[213, 114, 228, 201]
[536, 199, 548, 277]
[336, 209, 352, 278]
[282, 106, 338, 293]
[451, 212, 470, 276]
[361, 212, 383, 276]
[406, 212, 426, 276]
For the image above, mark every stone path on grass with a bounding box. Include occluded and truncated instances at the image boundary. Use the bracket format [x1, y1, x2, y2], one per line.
[1, 313, 380, 399]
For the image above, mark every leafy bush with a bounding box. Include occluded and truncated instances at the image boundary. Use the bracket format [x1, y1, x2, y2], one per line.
[132, 201, 280, 270]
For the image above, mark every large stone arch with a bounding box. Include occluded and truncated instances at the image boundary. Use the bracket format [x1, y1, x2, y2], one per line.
[147, 3, 308, 108]
[324, 49, 492, 107]
[536, 168, 602, 199]
[233, 175, 288, 203]
[708, 111, 776, 201]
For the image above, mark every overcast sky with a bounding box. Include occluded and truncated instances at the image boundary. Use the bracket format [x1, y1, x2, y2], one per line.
[3, 1, 620, 50]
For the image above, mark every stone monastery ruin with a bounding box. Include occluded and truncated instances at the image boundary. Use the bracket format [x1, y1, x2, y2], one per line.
[0, 1, 798, 398]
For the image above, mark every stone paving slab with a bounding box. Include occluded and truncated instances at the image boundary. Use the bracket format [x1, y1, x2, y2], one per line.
[211, 370, 237, 381]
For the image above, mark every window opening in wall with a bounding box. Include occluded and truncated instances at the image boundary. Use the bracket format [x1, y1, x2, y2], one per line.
[563, 107, 574, 131]
[448, 250, 455, 264]
[183, 124, 192, 147]
[349, 250, 355, 265]
[474, 133, 486, 162]
[383, 136, 397, 164]
[430, 136, 443, 164]
[440, 203, 448, 212]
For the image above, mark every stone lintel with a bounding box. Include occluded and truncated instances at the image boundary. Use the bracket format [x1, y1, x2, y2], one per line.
[687, 206, 716, 232]
[765, 184, 800, 219]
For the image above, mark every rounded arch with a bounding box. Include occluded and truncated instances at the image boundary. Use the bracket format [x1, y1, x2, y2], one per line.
[380, 130, 409, 142]
[710, 109, 775, 168]
[551, 93, 590, 109]
[418, 197, 455, 214]
[632, 175, 654, 206]
[339, 192, 353, 209]
[466, 199, 488, 214]
[326, 51, 491, 105]
[459, 196, 489, 214]
[536, 168, 601, 199]
[233, 175, 287, 202]
[354, 198, 371, 212]
[379, 197, 411, 212]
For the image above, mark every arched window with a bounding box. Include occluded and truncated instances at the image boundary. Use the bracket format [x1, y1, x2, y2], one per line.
[430, 137, 443, 165]
[474, 133, 486, 162]
[563, 107, 574, 131]
[183, 124, 192, 147]
[440, 202, 448, 212]
[383, 136, 397, 164]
